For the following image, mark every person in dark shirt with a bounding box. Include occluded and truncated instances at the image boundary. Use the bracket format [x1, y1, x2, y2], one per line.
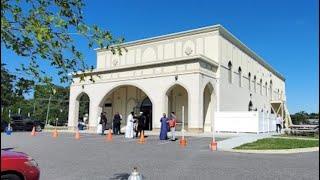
[136, 112, 146, 138]
[113, 112, 122, 135]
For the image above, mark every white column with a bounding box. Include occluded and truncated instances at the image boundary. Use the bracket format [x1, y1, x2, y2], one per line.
[68, 95, 79, 129]
[188, 74, 202, 131]
[216, 78, 220, 112]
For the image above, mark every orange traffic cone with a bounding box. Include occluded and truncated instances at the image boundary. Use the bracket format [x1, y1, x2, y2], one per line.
[75, 130, 80, 140]
[31, 126, 36, 136]
[209, 139, 217, 151]
[106, 129, 112, 141]
[138, 131, 145, 144]
[52, 129, 58, 138]
[179, 136, 187, 147]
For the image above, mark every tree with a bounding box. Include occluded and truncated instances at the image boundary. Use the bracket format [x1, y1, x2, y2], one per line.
[1, 64, 35, 122]
[1, 64, 16, 108]
[33, 84, 69, 123]
[1, 0, 125, 83]
[291, 111, 309, 125]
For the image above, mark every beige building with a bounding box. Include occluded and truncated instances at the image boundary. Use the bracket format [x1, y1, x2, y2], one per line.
[68, 24, 291, 133]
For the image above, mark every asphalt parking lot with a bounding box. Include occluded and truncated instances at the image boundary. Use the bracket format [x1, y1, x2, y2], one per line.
[1, 132, 319, 180]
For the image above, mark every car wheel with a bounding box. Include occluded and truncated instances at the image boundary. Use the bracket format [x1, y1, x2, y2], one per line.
[1, 173, 22, 180]
[35, 125, 42, 132]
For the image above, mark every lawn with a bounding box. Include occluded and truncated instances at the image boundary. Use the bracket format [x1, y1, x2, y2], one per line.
[234, 138, 319, 150]
[273, 134, 319, 139]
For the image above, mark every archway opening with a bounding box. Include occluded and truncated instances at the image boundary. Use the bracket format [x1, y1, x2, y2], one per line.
[203, 83, 214, 132]
[99, 85, 153, 131]
[166, 84, 188, 131]
[76, 93, 90, 128]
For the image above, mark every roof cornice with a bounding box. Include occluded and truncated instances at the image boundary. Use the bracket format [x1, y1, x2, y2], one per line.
[95, 24, 285, 81]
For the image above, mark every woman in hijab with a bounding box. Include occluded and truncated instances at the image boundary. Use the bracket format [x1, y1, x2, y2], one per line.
[159, 113, 169, 140]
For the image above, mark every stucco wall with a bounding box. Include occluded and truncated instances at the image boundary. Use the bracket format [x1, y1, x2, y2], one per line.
[218, 35, 286, 112]
[96, 31, 219, 70]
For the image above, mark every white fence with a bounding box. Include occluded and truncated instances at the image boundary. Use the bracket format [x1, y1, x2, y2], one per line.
[215, 111, 277, 133]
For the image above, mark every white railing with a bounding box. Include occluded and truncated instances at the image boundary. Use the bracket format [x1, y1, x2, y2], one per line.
[215, 111, 277, 133]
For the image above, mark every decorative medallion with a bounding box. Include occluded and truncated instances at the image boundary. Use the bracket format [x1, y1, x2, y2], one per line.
[184, 47, 193, 56]
[112, 58, 119, 66]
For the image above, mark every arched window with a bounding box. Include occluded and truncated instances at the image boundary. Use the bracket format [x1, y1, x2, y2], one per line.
[248, 73, 251, 91]
[270, 80, 273, 100]
[238, 67, 242, 87]
[253, 76, 257, 93]
[248, 101, 253, 111]
[260, 79, 263, 95]
[265, 82, 268, 96]
[228, 61, 232, 84]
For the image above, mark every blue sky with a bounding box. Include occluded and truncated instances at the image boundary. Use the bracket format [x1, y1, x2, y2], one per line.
[1, 0, 319, 113]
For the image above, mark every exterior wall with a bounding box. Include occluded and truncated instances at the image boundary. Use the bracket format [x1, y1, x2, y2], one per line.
[69, 63, 217, 132]
[218, 35, 286, 113]
[69, 25, 287, 134]
[96, 31, 219, 70]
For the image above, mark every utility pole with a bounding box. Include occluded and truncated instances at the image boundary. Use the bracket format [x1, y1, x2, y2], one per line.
[45, 88, 56, 126]
[45, 95, 52, 126]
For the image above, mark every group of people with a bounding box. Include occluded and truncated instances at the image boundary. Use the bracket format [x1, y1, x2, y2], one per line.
[97, 111, 178, 141]
[159, 112, 177, 141]
[98, 112, 122, 135]
[125, 111, 147, 139]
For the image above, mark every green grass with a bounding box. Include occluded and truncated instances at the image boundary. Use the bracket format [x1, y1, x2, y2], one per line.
[234, 138, 319, 150]
[273, 134, 319, 139]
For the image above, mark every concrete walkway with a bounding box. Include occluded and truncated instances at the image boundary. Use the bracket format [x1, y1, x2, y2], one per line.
[217, 132, 276, 151]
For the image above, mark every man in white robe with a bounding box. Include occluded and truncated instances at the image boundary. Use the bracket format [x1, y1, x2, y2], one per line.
[125, 112, 134, 138]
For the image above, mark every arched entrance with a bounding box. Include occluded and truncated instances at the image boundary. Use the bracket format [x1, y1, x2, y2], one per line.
[99, 85, 153, 131]
[166, 84, 188, 131]
[76, 93, 90, 128]
[203, 83, 214, 132]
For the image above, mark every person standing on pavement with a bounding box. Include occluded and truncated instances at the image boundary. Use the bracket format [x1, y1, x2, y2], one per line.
[136, 112, 146, 138]
[168, 112, 177, 141]
[113, 112, 121, 135]
[159, 113, 169, 140]
[100, 112, 108, 135]
[276, 114, 283, 133]
[125, 112, 134, 138]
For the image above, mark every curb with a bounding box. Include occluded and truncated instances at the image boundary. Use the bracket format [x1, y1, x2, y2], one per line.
[223, 147, 319, 154]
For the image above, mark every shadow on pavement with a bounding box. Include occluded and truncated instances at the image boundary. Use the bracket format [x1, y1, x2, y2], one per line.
[109, 173, 130, 180]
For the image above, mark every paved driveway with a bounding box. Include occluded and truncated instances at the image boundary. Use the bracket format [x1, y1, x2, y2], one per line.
[1, 132, 319, 180]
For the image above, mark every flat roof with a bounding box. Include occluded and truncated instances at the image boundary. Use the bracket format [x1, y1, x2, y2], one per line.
[96, 24, 285, 81]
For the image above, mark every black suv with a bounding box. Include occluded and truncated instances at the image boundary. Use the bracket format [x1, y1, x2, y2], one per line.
[10, 115, 45, 132]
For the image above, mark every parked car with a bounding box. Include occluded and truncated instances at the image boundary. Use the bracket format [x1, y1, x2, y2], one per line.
[1, 149, 40, 180]
[10, 115, 45, 132]
[1, 120, 7, 132]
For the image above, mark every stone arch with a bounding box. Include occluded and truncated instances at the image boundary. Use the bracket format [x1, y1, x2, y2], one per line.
[98, 83, 155, 130]
[75, 92, 90, 129]
[165, 83, 189, 131]
[202, 82, 215, 132]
